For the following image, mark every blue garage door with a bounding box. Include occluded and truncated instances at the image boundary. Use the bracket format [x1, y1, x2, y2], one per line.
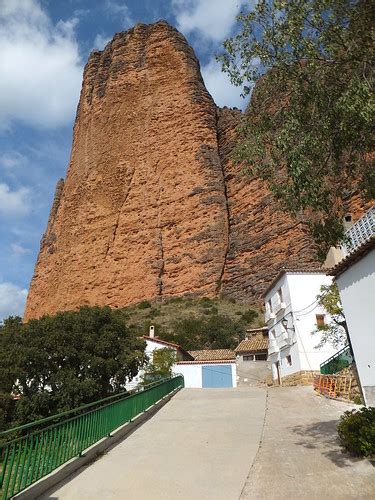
[202, 364, 233, 388]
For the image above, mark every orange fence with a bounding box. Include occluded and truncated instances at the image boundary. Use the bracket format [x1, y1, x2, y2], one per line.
[313, 374, 352, 400]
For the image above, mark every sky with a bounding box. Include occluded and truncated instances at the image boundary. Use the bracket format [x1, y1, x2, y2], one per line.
[0, 0, 251, 322]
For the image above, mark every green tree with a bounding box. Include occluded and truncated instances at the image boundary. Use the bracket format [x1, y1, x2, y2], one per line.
[313, 283, 349, 348]
[142, 348, 177, 383]
[0, 306, 146, 430]
[220, 0, 374, 257]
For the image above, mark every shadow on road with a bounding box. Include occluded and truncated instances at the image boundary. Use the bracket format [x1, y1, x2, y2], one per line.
[290, 419, 364, 468]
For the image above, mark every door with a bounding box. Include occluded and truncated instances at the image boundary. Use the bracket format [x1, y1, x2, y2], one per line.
[202, 364, 233, 388]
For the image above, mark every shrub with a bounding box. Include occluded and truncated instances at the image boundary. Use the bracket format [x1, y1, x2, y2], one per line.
[337, 407, 375, 457]
[241, 309, 258, 323]
[200, 297, 214, 307]
[138, 300, 152, 309]
[147, 307, 160, 319]
[167, 297, 184, 304]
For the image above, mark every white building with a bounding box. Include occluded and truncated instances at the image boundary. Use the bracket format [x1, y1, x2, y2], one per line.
[264, 269, 340, 385]
[126, 326, 193, 390]
[328, 206, 375, 406]
[127, 327, 237, 389]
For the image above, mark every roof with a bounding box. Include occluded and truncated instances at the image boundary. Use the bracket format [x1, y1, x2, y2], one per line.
[262, 266, 324, 298]
[188, 349, 236, 361]
[246, 327, 268, 333]
[143, 336, 194, 360]
[235, 337, 269, 353]
[328, 236, 375, 278]
[177, 359, 235, 366]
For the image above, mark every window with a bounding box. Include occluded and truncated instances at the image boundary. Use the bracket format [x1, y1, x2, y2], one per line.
[277, 287, 283, 303]
[267, 299, 272, 314]
[243, 355, 254, 361]
[255, 353, 267, 361]
[270, 329, 276, 340]
[316, 314, 326, 328]
[286, 355, 292, 366]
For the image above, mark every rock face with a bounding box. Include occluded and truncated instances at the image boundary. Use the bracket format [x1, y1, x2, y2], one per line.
[25, 21, 321, 320]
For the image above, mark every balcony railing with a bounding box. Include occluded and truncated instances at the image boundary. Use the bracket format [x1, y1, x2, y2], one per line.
[342, 206, 375, 256]
[320, 346, 353, 374]
[0, 375, 184, 499]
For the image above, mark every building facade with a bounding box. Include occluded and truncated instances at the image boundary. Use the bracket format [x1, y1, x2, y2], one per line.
[329, 206, 375, 406]
[264, 270, 340, 385]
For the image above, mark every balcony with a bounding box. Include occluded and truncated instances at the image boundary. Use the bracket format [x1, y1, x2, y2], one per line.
[275, 301, 286, 314]
[342, 206, 375, 256]
[268, 339, 279, 354]
[265, 311, 276, 323]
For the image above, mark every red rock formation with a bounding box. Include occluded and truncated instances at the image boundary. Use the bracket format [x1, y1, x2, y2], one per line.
[24, 21, 328, 320]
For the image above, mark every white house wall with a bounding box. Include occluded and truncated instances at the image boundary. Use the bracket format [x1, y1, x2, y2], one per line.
[265, 273, 342, 381]
[287, 274, 339, 371]
[173, 363, 237, 388]
[336, 250, 375, 406]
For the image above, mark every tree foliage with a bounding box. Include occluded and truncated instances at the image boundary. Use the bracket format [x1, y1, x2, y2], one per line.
[220, 0, 374, 257]
[142, 348, 177, 383]
[0, 307, 146, 431]
[313, 282, 348, 348]
[160, 314, 246, 350]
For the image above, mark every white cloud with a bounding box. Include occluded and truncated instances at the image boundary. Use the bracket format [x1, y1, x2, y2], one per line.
[0, 0, 83, 129]
[172, 0, 246, 42]
[11, 243, 30, 256]
[93, 33, 111, 50]
[0, 152, 27, 169]
[201, 58, 248, 109]
[0, 282, 27, 321]
[0, 183, 31, 217]
[105, 0, 133, 27]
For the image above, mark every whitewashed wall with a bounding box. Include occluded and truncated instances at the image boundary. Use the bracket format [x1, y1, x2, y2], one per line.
[266, 272, 341, 381]
[173, 363, 237, 388]
[336, 250, 375, 406]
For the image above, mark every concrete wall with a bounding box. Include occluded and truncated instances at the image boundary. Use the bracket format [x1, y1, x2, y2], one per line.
[174, 363, 237, 388]
[236, 358, 270, 386]
[336, 250, 375, 406]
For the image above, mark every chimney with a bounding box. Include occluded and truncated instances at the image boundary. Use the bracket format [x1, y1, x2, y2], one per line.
[149, 325, 155, 338]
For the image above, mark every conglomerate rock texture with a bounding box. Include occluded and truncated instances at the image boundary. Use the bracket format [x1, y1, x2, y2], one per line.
[25, 21, 329, 320]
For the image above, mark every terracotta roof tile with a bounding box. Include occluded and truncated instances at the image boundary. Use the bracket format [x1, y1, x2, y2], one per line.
[235, 338, 269, 353]
[188, 349, 236, 361]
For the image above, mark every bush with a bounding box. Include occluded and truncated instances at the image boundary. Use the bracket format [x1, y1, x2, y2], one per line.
[200, 297, 214, 307]
[138, 300, 152, 309]
[241, 309, 258, 323]
[337, 407, 375, 457]
[167, 297, 184, 304]
[147, 307, 161, 319]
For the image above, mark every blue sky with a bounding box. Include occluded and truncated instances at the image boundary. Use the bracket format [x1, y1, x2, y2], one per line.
[0, 0, 250, 321]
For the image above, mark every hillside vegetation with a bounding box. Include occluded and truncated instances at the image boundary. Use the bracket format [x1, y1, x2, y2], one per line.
[121, 297, 264, 350]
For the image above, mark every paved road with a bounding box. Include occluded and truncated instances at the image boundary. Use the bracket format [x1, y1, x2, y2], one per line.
[241, 386, 375, 500]
[42, 386, 375, 500]
[42, 388, 267, 500]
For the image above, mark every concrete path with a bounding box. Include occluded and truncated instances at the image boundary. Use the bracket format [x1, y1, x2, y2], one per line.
[42, 388, 267, 500]
[241, 386, 375, 500]
[41, 386, 375, 500]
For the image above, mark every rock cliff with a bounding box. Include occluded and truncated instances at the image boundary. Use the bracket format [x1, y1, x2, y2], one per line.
[24, 21, 321, 320]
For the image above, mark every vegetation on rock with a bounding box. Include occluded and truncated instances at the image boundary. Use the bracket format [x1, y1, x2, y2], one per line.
[220, 0, 374, 257]
[0, 307, 146, 431]
[123, 297, 262, 350]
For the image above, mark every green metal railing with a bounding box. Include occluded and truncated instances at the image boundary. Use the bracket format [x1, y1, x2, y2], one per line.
[0, 375, 184, 499]
[320, 346, 353, 374]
